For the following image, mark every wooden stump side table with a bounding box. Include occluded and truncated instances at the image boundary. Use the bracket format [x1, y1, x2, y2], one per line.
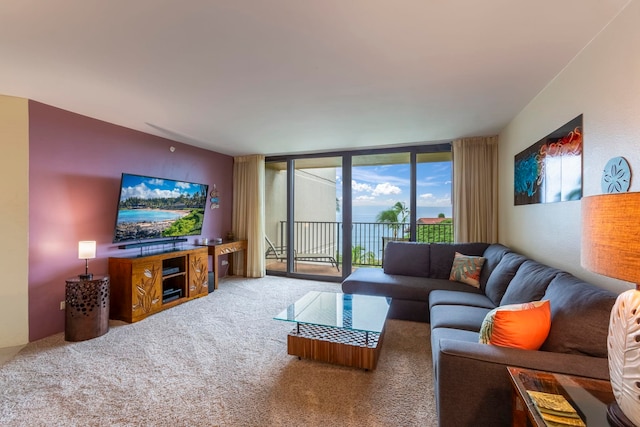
[65, 275, 110, 341]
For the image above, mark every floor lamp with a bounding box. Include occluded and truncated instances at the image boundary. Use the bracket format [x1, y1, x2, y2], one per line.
[581, 193, 640, 427]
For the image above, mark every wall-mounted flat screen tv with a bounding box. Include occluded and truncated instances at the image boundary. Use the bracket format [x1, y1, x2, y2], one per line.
[113, 173, 209, 243]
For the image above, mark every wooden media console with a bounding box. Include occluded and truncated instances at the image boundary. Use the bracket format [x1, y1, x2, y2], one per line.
[108, 246, 209, 323]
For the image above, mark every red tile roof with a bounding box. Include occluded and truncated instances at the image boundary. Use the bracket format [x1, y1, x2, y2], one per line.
[417, 218, 448, 225]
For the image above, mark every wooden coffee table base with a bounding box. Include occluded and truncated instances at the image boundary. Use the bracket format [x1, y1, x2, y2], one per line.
[287, 324, 385, 370]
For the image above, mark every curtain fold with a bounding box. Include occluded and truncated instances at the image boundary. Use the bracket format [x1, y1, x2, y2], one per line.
[452, 136, 498, 243]
[232, 154, 265, 277]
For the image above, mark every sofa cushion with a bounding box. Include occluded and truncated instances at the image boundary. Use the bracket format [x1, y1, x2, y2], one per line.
[383, 241, 430, 277]
[540, 273, 617, 357]
[429, 290, 496, 310]
[449, 252, 486, 288]
[429, 242, 490, 279]
[484, 252, 528, 306]
[342, 268, 430, 301]
[430, 305, 491, 332]
[479, 244, 511, 289]
[341, 267, 482, 303]
[500, 260, 560, 306]
[479, 300, 551, 350]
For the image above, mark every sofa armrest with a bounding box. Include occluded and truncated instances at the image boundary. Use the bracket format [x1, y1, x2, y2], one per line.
[438, 338, 609, 379]
[434, 338, 609, 427]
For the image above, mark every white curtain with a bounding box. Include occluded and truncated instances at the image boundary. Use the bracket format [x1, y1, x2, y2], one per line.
[452, 136, 498, 243]
[232, 154, 265, 277]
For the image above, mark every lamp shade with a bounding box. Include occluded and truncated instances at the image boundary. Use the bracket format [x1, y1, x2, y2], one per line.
[581, 192, 640, 286]
[78, 241, 96, 259]
[581, 192, 640, 426]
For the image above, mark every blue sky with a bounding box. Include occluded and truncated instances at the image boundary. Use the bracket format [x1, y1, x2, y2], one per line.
[336, 161, 452, 209]
[120, 174, 207, 200]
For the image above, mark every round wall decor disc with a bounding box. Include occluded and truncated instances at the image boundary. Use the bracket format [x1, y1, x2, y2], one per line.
[601, 157, 631, 194]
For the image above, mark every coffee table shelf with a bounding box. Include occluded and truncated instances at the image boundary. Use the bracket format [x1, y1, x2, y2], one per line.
[288, 323, 384, 370]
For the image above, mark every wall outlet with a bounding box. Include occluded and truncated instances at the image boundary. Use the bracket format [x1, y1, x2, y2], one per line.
[221, 260, 229, 266]
[59, 301, 66, 311]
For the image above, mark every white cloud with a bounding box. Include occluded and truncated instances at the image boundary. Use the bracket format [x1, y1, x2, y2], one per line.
[372, 183, 401, 196]
[418, 192, 452, 207]
[175, 181, 191, 189]
[352, 168, 409, 187]
[352, 180, 373, 192]
[122, 183, 184, 200]
[356, 195, 375, 201]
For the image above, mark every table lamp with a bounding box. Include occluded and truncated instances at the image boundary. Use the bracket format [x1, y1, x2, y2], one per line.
[78, 240, 96, 280]
[581, 193, 640, 426]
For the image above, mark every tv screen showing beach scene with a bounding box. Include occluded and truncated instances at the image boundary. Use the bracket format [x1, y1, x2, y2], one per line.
[113, 173, 209, 243]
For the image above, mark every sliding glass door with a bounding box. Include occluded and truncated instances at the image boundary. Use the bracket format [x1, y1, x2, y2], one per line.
[416, 152, 453, 243]
[351, 152, 410, 267]
[265, 161, 289, 274]
[264, 157, 342, 278]
[292, 157, 342, 278]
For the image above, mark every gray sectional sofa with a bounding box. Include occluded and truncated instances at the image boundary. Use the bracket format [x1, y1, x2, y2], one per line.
[341, 241, 617, 427]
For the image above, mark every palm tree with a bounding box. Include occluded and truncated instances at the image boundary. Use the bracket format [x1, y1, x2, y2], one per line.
[376, 202, 409, 238]
[351, 245, 376, 265]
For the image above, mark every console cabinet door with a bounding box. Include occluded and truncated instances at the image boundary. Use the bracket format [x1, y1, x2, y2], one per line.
[188, 251, 209, 298]
[131, 261, 162, 320]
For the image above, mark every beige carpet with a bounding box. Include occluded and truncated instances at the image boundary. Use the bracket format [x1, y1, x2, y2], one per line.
[0, 276, 436, 427]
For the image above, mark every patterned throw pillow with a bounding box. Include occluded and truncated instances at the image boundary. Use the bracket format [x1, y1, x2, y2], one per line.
[479, 300, 551, 350]
[449, 252, 486, 288]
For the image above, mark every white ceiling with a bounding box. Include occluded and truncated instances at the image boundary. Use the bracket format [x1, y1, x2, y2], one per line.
[0, 1, 630, 157]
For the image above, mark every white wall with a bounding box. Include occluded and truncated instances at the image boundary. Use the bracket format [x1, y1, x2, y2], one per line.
[264, 164, 337, 247]
[0, 95, 29, 347]
[264, 165, 288, 244]
[498, 0, 640, 294]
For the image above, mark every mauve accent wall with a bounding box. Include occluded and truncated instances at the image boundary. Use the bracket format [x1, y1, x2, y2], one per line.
[28, 101, 233, 341]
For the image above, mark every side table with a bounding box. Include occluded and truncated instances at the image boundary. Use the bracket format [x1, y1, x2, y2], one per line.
[65, 275, 110, 342]
[199, 240, 248, 290]
[507, 366, 616, 427]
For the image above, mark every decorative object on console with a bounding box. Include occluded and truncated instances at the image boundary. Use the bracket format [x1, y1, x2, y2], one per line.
[78, 240, 96, 280]
[601, 156, 632, 194]
[581, 192, 640, 427]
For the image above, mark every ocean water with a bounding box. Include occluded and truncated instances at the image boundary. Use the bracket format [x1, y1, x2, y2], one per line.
[344, 205, 452, 223]
[338, 205, 452, 257]
[116, 209, 184, 223]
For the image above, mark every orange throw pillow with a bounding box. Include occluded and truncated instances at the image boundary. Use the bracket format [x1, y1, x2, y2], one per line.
[479, 300, 551, 350]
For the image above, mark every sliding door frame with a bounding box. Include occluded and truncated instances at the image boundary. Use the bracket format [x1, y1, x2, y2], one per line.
[266, 143, 451, 282]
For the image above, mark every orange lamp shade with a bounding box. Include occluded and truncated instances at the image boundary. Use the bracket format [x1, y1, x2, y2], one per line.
[581, 192, 640, 289]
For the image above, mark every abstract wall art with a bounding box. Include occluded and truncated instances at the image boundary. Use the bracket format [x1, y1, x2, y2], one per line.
[514, 115, 583, 205]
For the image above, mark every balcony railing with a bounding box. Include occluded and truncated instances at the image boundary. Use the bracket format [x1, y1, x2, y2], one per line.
[273, 220, 453, 267]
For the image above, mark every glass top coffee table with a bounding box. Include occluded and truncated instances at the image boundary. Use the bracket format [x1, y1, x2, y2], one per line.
[274, 291, 391, 370]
